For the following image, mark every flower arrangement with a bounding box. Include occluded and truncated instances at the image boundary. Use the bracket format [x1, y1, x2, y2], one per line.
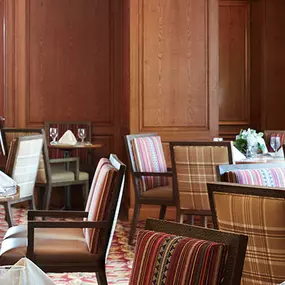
[234, 128, 265, 155]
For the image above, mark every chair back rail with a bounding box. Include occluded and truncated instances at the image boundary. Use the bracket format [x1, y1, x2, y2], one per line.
[139, 218, 248, 285]
[208, 182, 285, 285]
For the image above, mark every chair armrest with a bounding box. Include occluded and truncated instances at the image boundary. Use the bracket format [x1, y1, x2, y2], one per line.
[27, 220, 108, 260]
[50, 157, 80, 180]
[28, 210, 88, 220]
[133, 171, 173, 177]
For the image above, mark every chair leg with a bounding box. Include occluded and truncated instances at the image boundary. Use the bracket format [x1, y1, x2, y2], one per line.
[43, 185, 52, 210]
[187, 215, 195, 225]
[37, 187, 45, 210]
[4, 202, 13, 227]
[159, 205, 167, 219]
[200, 216, 208, 228]
[28, 198, 35, 210]
[96, 271, 108, 285]
[82, 181, 89, 207]
[128, 203, 141, 245]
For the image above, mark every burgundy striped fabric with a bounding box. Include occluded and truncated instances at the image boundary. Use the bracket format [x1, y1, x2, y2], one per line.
[225, 168, 285, 187]
[132, 136, 168, 192]
[83, 161, 117, 254]
[129, 230, 228, 285]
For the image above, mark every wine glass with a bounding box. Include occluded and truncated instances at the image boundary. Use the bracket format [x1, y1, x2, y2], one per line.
[78, 128, 86, 143]
[270, 137, 276, 152]
[49, 127, 58, 144]
[275, 137, 281, 153]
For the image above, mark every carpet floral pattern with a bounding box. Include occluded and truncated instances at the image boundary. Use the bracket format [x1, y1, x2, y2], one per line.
[0, 206, 144, 285]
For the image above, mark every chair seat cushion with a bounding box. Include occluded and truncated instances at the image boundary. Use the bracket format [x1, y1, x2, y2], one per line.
[140, 186, 173, 200]
[51, 169, 89, 183]
[129, 230, 228, 285]
[0, 228, 99, 265]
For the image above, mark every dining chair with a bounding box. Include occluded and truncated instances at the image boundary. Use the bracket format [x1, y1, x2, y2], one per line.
[208, 182, 285, 285]
[125, 133, 175, 245]
[129, 218, 248, 285]
[170, 141, 233, 226]
[0, 154, 126, 285]
[1, 135, 44, 227]
[1, 128, 89, 210]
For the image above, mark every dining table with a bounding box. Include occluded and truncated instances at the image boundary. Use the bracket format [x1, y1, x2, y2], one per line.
[48, 142, 103, 209]
[236, 154, 284, 164]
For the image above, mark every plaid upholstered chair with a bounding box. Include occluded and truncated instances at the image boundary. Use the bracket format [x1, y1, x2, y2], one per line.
[0, 154, 126, 285]
[1, 128, 89, 210]
[170, 141, 233, 226]
[125, 133, 175, 245]
[129, 218, 248, 285]
[208, 182, 285, 285]
[1, 135, 44, 227]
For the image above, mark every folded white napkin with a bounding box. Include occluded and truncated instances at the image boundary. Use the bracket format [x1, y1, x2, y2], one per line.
[58, 130, 77, 145]
[0, 257, 56, 285]
[0, 171, 17, 196]
[230, 141, 246, 163]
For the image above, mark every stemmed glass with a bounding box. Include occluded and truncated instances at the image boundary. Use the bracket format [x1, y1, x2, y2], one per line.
[49, 127, 58, 145]
[78, 128, 86, 143]
[270, 136, 281, 154]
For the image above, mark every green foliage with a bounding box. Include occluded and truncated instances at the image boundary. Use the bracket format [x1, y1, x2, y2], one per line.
[234, 138, 247, 154]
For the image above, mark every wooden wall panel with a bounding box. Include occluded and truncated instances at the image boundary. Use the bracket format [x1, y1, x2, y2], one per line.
[0, 0, 3, 117]
[219, 1, 250, 139]
[130, 0, 219, 219]
[27, 0, 112, 126]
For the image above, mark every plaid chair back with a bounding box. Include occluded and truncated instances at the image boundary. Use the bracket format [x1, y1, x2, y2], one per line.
[131, 136, 168, 192]
[83, 160, 118, 254]
[225, 168, 285, 187]
[4, 131, 47, 184]
[212, 190, 285, 285]
[7, 136, 43, 198]
[173, 145, 230, 210]
[129, 230, 228, 285]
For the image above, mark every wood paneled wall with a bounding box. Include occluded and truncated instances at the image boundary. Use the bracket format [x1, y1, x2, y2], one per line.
[130, 0, 219, 218]
[0, 0, 130, 213]
[251, 0, 285, 130]
[219, 0, 250, 139]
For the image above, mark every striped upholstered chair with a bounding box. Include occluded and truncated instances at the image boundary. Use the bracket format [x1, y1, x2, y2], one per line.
[208, 182, 285, 285]
[217, 163, 285, 187]
[1, 135, 44, 227]
[0, 154, 126, 285]
[170, 141, 233, 226]
[125, 133, 175, 245]
[129, 218, 248, 285]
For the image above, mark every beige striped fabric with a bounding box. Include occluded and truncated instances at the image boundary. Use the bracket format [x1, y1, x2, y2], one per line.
[173, 146, 229, 210]
[10, 137, 43, 198]
[6, 132, 47, 183]
[213, 192, 285, 285]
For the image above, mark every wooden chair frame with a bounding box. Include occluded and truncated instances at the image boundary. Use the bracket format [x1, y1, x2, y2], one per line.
[216, 162, 285, 182]
[125, 133, 175, 244]
[25, 154, 126, 285]
[1, 128, 89, 210]
[145, 218, 248, 285]
[1, 135, 44, 227]
[169, 141, 233, 225]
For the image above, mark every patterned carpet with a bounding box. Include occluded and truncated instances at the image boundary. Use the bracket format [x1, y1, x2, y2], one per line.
[0, 206, 140, 285]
